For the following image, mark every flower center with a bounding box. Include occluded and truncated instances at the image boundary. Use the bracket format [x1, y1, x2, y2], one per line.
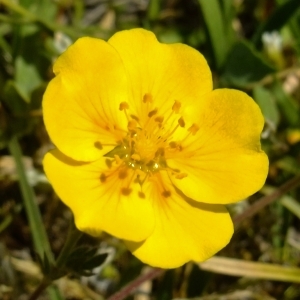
[110, 93, 189, 174]
[102, 93, 199, 197]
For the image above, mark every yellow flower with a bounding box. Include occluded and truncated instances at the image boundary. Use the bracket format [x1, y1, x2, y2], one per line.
[43, 28, 268, 268]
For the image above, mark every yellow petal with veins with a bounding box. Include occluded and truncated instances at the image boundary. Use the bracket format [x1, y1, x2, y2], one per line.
[108, 28, 212, 125]
[43, 149, 155, 241]
[168, 89, 269, 204]
[43, 37, 128, 162]
[125, 171, 233, 268]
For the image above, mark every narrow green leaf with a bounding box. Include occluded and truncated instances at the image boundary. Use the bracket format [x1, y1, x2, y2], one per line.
[7, 137, 63, 300]
[271, 81, 299, 126]
[147, 0, 161, 21]
[199, 256, 300, 282]
[262, 186, 300, 220]
[253, 0, 300, 48]
[198, 0, 228, 68]
[253, 85, 280, 128]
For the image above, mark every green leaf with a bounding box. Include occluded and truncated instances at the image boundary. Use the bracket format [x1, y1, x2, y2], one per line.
[222, 41, 275, 87]
[253, 85, 280, 129]
[15, 55, 43, 102]
[253, 0, 300, 48]
[271, 81, 299, 126]
[80, 253, 108, 271]
[198, 0, 231, 68]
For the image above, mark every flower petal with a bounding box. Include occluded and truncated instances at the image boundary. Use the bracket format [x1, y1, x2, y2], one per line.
[43, 149, 155, 241]
[125, 172, 233, 268]
[43, 37, 129, 162]
[168, 89, 269, 204]
[108, 28, 212, 124]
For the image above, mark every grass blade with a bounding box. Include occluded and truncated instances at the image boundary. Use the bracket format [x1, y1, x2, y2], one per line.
[199, 256, 300, 282]
[198, 0, 229, 68]
[8, 136, 63, 300]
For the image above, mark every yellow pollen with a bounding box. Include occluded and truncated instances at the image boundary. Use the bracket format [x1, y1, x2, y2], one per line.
[105, 159, 113, 168]
[94, 141, 103, 149]
[100, 173, 106, 182]
[178, 117, 185, 128]
[119, 102, 129, 111]
[130, 114, 139, 121]
[172, 100, 181, 113]
[118, 169, 128, 179]
[175, 173, 188, 179]
[138, 191, 146, 198]
[155, 116, 164, 123]
[162, 190, 171, 198]
[114, 155, 122, 164]
[131, 154, 141, 161]
[128, 120, 137, 130]
[121, 187, 132, 196]
[143, 93, 153, 103]
[148, 108, 158, 118]
[188, 123, 200, 135]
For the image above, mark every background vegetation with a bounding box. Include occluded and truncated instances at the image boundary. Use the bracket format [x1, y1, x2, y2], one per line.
[1, 0, 300, 299]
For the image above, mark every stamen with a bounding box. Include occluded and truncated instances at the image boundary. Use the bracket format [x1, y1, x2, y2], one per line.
[128, 120, 137, 131]
[131, 154, 141, 161]
[148, 108, 158, 118]
[138, 191, 146, 198]
[114, 155, 122, 164]
[178, 117, 185, 128]
[100, 173, 107, 182]
[119, 102, 129, 111]
[162, 190, 171, 198]
[130, 114, 140, 122]
[175, 173, 188, 179]
[172, 100, 181, 113]
[169, 141, 177, 148]
[118, 169, 128, 179]
[121, 187, 132, 196]
[94, 141, 103, 149]
[143, 93, 153, 103]
[155, 116, 164, 123]
[188, 123, 200, 135]
[105, 159, 113, 169]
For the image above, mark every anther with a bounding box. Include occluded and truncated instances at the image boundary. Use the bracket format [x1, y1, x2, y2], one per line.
[138, 191, 146, 199]
[143, 93, 153, 103]
[105, 159, 113, 169]
[121, 187, 132, 196]
[130, 114, 139, 121]
[169, 141, 177, 148]
[128, 120, 137, 131]
[131, 154, 141, 161]
[114, 155, 122, 164]
[178, 117, 185, 128]
[162, 190, 171, 198]
[172, 100, 181, 113]
[148, 108, 158, 118]
[175, 173, 188, 179]
[155, 116, 164, 123]
[118, 169, 128, 179]
[188, 123, 200, 135]
[155, 147, 165, 157]
[100, 173, 107, 182]
[94, 141, 103, 149]
[119, 102, 129, 111]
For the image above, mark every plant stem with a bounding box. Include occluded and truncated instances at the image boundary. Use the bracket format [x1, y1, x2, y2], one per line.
[28, 278, 51, 300]
[106, 268, 163, 300]
[55, 220, 83, 268]
[233, 174, 300, 228]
